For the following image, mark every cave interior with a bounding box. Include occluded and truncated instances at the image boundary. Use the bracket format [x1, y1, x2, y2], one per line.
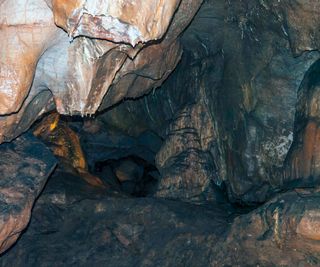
[0, 0, 320, 266]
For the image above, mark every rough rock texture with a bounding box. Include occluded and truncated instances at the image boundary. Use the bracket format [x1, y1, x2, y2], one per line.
[215, 188, 320, 266]
[1, 167, 320, 266]
[51, 0, 181, 46]
[88, 0, 320, 204]
[33, 112, 87, 171]
[0, 134, 56, 254]
[80, 50, 226, 202]
[0, 0, 202, 143]
[32, 113, 108, 188]
[284, 59, 320, 185]
[2, 0, 320, 265]
[155, 103, 221, 202]
[179, 0, 320, 203]
[0, 168, 233, 266]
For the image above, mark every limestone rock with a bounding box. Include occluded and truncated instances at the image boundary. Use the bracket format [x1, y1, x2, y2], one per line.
[214, 188, 320, 266]
[0, 167, 232, 266]
[0, 134, 56, 254]
[2, 165, 320, 266]
[51, 0, 181, 46]
[155, 103, 221, 202]
[0, 0, 203, 144]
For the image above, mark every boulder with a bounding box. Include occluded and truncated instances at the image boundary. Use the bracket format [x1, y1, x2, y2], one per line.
[0, 134, 56, 254]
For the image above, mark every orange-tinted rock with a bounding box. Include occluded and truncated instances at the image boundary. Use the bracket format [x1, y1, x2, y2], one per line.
[52, 0, 181, 46]
[284, 60, 320, 184]
[0, 0, 203, 144]
[33, 112, 107, 188]
[297, 210, 320, 241]
[33, 112, 87, 171]
[0, 1, 59, 115]
[285, 121, 320, 180]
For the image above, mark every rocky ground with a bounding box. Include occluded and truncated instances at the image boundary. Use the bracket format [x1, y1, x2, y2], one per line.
[0, 165, 233, 266]
[1, 0, 320, 265]
[1, 160, 319, 266]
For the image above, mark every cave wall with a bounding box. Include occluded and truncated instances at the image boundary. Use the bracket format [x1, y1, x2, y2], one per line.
[0, 0, 202, 143]
[4, 0, 320, 204]
[1, 0, 320, 264]
[92, 0, 320, 204]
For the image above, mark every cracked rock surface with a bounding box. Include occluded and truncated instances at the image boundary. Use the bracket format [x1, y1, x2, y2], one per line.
[0, 134, 56, 254]
[2, 0, 320, 265]
[0, 0, 202, 143]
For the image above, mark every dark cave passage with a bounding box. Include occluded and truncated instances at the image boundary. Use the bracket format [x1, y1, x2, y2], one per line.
[93, 155, 160, 197]
[1, 0, 320, 266]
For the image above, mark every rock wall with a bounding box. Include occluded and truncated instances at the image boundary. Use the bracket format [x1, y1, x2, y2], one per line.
[0, 0, 202, 143]
[0, 134, 56, 254]
[2, 0, 320, 264]
[90, 0, 320, 204]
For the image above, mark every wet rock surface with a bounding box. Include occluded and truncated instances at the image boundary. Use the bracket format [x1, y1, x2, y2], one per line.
[0, 134, 56, 254]
[92, 0, 320, 205]
[0, 0, 202, 143]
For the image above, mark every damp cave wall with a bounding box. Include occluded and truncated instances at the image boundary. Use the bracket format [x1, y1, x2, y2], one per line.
[92, 0, 320, 204]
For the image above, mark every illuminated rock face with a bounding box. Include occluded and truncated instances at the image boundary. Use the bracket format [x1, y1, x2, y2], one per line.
[0, 0, 202, 143]
[51, 0, 181, 46]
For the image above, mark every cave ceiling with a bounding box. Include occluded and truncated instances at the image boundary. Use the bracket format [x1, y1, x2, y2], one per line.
[1, 0, 320, 265]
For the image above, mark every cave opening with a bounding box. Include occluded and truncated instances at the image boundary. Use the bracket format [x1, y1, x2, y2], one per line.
[93, 155, 160, 197]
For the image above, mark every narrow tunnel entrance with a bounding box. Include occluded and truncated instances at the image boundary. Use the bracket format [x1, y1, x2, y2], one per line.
[93, 155, 159, 197]
[30, 111, 163, 198]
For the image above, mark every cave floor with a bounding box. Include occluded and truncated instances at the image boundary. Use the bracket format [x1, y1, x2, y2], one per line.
[0, 167, 237, 267]
[1, 164, 320, 266]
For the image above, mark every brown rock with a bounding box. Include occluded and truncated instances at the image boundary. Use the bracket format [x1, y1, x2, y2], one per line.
[115, 160, 144, 183]
[33, 112, 106, 188]
[213, 188, 320, 266]
[0, 0, 203, 145]
[155, 103, 220, 202]
[284, 60, 320, 184]
[297, 210, 320, 241]
[0, 134, 56, 254]
[0, 169, 232, 266]
[0, 0, 59, 115]
[52, 0, 181, 46]
[33, 112, 87, 171]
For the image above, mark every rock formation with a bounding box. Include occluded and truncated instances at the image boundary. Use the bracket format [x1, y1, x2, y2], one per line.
[0, 134, 56, 254]
[0, 0, 202, 143]
[1, 0, 320, 265]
